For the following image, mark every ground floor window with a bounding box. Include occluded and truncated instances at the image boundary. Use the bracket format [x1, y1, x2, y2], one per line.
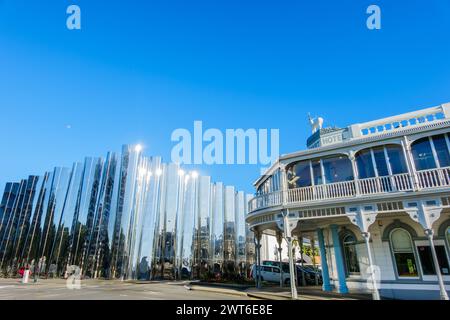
[390, 228, 418, 277]
[341, 232, 360, 276]
[447, 227, 450, 250]
[417, 245, 450, 276]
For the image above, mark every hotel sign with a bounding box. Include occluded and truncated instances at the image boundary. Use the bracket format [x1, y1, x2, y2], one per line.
[320, 132, 344, 146]
[307, 129, 346, 149]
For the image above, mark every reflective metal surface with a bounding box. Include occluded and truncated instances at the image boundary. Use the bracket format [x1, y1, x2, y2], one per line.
[0, 145, 254, 280]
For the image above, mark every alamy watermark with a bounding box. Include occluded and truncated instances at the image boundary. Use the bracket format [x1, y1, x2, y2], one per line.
[66, 265, 82, 290]
[65, 4, 381, 31]
[171, 121, 279, 173]
[367, 5, 381, 30]
[66, 5, 81, 30]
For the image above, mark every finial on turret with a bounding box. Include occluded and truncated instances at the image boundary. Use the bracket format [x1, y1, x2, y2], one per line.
[308, 113, 324, 134]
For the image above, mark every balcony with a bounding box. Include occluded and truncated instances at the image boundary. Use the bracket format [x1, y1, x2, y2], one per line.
[248, 167, 450, 213]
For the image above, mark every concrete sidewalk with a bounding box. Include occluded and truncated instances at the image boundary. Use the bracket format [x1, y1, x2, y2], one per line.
[189, 282, 372, 300]
[246, 286, 372, 300]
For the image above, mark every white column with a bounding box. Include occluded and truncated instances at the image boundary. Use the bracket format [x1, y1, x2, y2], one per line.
[299, 237, 306, 286]
[280, 165, 288, 205]
[362, 232, 381, 300]
[429, 136, 446, 185]
[383, 146, 397, 191]
[401, 136, 420, 190]
[349, 152, 360, 196]
[254, 230, 262, 289]
[283, 213, 298, 299]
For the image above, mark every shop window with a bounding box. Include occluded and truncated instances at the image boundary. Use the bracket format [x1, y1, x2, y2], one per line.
[341, 232, 360, 276]
[417, 245, 450, 275]
[447, 227, 450, 248]
[390, 228, 418, 277]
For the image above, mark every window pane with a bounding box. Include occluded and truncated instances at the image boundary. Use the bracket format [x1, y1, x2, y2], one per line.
[394, 252, 418, 277]
[418, 246, 436, 275]
[356, 150, 375, 179]
[435, 246, 449, 275]
[288, 161, 311, 188]
[411, 138, 437, 170]
[391, 229, 413, 251]
[417, 245, 450, 275]
[432, 135, 450, 167]
[312, 160, 323, 185]
[342, 233, 360, 276]
[373, 147, 389, 176]
[386, 146, 408, 174]
[322, 156, 354, 183]
[447, 227, 450, 248]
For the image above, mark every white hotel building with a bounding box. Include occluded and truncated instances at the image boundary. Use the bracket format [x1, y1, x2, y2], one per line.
[246, 103, 450, 300]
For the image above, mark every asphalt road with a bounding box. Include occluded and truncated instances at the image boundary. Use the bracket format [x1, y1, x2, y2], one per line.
[0, 278, 251, 300]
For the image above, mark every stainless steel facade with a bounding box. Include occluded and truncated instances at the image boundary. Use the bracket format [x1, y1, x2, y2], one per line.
[0, 145, 254, 280]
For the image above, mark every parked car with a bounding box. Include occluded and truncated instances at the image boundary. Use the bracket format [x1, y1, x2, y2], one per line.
[250, 264, 291, 284]
[263, 260, 288, 269]
[253, 261, 323, 286]
[297, 265, 323, 285]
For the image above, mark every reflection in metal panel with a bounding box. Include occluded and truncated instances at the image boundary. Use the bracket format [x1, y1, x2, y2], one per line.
[224, 186, 236, 274]
[0, 145, 254, 280]
[210, 182, 224, 274]
[197, 176, 211, 278]
[235, 191, 246, 275]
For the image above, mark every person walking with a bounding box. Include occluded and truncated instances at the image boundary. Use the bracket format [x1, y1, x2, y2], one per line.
[34, 261, 40, 283]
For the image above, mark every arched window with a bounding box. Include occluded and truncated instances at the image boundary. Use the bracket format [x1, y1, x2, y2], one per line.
[256, 171, 281, 195]
[411, 137, 437, 170]
[322, 156, 353, 184]
[356, 149, 375, 179]
[411, 134, 450, 171]
[341, 231, 360, 276]
[287, 160, 312, 188]
[286, 156, 353, 188]
[447, 227, 450, 248]
[356, 145, 408, 179]
[432, 135, 450, 167]
[390, 229, 418, 277]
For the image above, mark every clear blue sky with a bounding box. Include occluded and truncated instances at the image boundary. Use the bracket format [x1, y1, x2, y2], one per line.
[1, 0, 449, 193]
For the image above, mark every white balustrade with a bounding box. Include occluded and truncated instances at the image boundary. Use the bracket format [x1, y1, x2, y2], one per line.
[417, 167, 450, 189]
[248, 168, 450, 213]
[248, 190, 282, 212]
[358, 173, 412, 194]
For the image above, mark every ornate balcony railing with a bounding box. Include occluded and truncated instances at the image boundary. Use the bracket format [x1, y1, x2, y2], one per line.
[248, 168, 450, 213]
[287, 180, 356, 203]
[358, 173, 413, 195]
[248, 190, 283, 212]
[416, 167, 450, 189]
